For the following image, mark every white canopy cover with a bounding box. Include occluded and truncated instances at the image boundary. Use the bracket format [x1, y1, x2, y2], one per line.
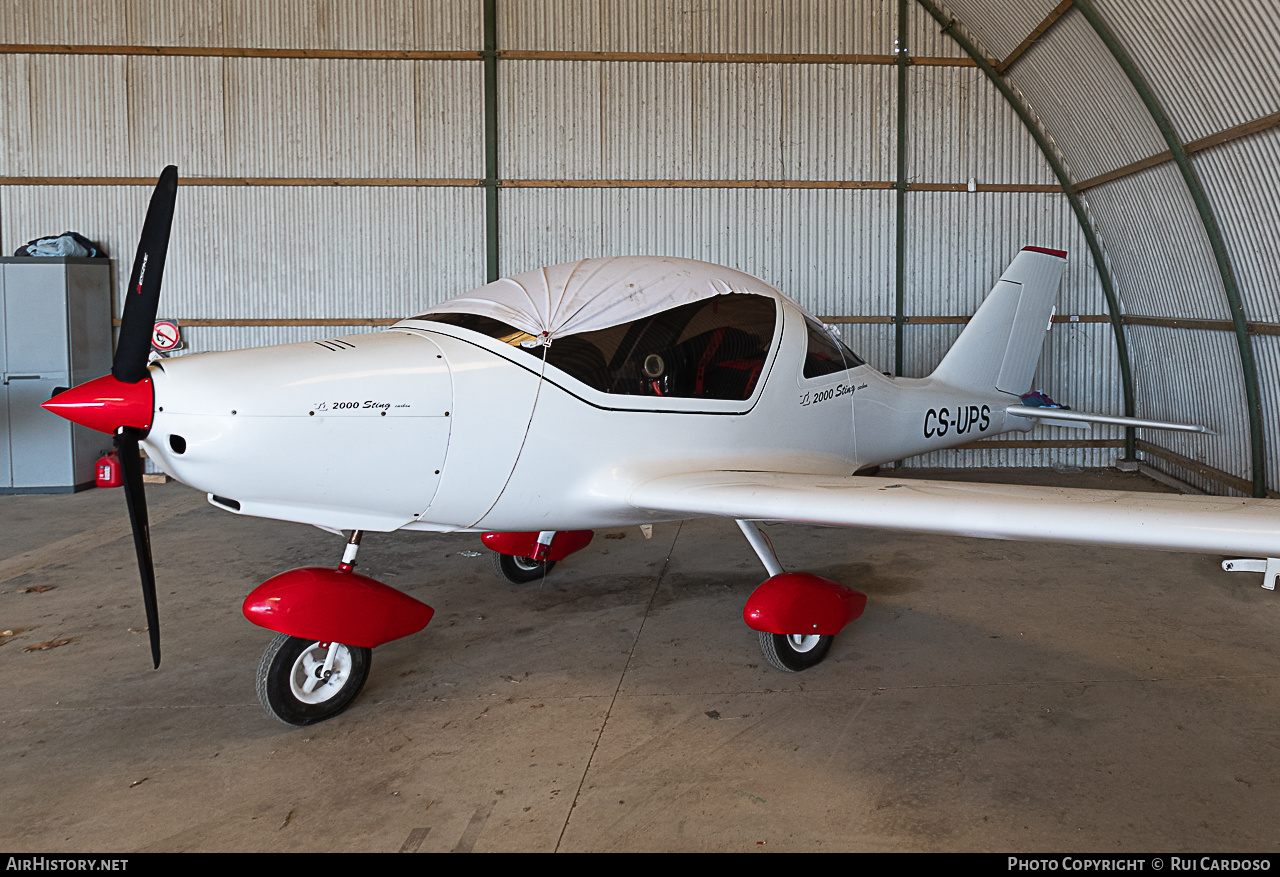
[420, 256, 793, 339]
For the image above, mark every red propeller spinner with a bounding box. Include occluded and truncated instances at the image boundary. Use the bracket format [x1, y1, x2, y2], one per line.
[41, 374, 153, 435]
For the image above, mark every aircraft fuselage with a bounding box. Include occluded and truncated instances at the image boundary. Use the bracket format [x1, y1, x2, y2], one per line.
[142, 296, 1022, 534]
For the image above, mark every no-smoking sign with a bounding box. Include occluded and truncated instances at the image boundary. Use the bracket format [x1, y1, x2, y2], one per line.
[151, 319, 183, 352]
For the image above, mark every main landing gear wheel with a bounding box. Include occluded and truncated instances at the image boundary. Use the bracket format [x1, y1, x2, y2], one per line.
[758, 631, 834, 673]
[256, 633, 372, 726]
[490, 550, 555, 584]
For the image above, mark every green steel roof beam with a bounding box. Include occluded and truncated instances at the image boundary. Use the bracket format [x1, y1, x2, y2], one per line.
[483, 0, 500, 283]
[915, 0, 1138, 461]
[894, 0, 909, 378]
[1072, 0, 1266, 496]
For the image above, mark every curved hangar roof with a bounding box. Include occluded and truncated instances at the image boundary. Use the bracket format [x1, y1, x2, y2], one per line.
[925, 0, 1280, 499]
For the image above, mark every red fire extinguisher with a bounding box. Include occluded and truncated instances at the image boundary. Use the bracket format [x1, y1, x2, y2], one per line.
[96, 450, 123, 488]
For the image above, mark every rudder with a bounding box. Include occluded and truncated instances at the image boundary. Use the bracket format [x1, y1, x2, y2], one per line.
[929, 246, 1067, 395]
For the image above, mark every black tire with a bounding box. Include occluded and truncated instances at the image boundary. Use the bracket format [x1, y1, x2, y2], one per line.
[256, 633, 372, 726]
[758, 631, 834, 673]
[490, 550, 555, 584]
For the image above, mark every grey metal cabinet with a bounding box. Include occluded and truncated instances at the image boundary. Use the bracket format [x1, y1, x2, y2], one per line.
[1, 257, 113, 493]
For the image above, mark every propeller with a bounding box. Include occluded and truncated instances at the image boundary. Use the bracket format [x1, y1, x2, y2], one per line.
[115, 166, 177, 384]
[42, 166, 178, 668]
[117, 426, 160, 667]
[117, 166, 177, 668]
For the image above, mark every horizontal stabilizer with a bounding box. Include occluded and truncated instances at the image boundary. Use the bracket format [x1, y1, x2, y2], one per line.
[1005, 405, 1215, 435]
[630, 470, 1280, 557]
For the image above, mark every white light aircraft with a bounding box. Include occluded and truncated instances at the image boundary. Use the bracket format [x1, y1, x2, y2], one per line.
[43, 168, 1280, 726]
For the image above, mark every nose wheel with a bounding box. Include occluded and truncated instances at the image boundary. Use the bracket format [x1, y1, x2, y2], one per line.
[491, 550, 556, 584]
[256, 633, 372, 726]
[758, 631, 833, 672]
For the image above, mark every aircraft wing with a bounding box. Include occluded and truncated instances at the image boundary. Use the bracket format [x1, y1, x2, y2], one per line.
[628, 471, 1280, 558]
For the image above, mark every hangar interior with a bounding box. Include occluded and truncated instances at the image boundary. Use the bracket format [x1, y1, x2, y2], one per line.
[3, 0, 1280, 853]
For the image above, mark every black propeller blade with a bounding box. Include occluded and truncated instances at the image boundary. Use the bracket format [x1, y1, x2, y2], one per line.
[116, 166, 178, 666]
[114, 165, 178, 385]
[116, 429, 161, 668]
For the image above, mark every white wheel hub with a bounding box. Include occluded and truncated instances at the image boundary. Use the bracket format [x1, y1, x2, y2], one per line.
[785, 634, 821, 653]
[512, 555, 541, 572]
[289, 642, 354, 704]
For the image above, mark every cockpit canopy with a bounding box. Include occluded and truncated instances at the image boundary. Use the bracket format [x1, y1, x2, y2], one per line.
[426, 294, 778, 400]
[410, 256, 865, 401]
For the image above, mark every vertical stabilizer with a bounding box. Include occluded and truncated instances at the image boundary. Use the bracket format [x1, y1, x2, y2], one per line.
[930, 246, 1067, 394]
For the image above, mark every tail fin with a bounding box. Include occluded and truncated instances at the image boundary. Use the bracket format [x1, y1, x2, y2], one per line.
[930, 246, 1067, 394]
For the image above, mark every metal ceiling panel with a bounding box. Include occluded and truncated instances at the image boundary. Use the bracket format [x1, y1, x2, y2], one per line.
[940, 0, 1063, 62]
[1003, 9, 1166, 183]
[1193, 128, 1280, 323]
[1253, 333, 1280, 495]
[1080, 163, 1230, 321]
[1094, 0, 1280, 144]
[1125, 323, 1254, 494]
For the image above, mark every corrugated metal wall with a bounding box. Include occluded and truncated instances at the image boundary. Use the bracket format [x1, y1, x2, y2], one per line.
[0, 0, 485, 353]
[0, 1, 481, 49]
[940, 0, 1280, 494]
[499, 0, 893, 54]
[15, 0, 1273, 483]
[897, 6, 1119, 470]
[490, 0, 1119, 470]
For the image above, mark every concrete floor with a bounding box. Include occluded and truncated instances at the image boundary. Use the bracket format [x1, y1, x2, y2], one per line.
[3, 468, 1280, 852]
